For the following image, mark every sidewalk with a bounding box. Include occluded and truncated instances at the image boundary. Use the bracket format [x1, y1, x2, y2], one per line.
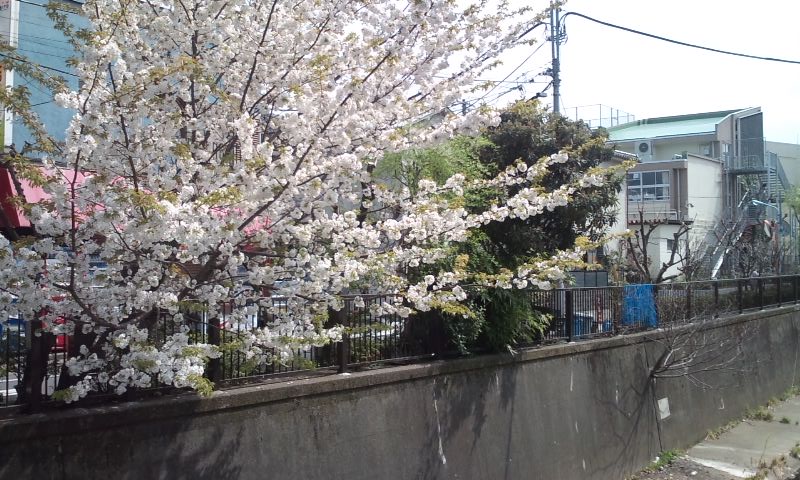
[635, 395, 800, 479]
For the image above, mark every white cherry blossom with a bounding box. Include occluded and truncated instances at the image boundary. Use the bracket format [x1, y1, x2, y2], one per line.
[0, 0, 623, 401]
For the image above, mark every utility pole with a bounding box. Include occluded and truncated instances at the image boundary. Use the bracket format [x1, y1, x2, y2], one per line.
[549, 2, 562, 114]
[778, 190, 783, 274]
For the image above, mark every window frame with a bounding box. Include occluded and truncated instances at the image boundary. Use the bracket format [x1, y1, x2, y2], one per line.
[627, 169, 670, 202]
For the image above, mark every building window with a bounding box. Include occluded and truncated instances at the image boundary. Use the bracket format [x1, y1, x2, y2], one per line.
[666, 239, 674, 251]
[722, 142, 731, 161]
[627, 170, 670, 202]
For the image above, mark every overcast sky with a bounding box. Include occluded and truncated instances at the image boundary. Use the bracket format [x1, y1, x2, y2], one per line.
[481, 0, 800, 144]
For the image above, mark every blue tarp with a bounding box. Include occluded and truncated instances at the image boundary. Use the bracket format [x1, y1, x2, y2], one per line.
[622, 284, 658, 327]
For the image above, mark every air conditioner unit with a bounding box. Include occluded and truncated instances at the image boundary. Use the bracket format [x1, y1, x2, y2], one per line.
[635, 140, 653, 162]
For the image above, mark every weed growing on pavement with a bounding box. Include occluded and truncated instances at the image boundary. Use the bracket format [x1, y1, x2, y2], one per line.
[745, 406, 774, 422]
[707, 418, 741, 440]
[780, 385, 800, 401]
[645, 450, 682, 472]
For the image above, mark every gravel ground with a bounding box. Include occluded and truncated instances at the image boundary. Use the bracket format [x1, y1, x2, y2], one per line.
[630, 456, 800, 480]
[629, 456, 749, 480]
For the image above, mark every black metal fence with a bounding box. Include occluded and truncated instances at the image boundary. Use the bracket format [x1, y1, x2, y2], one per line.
[1, 314, 25, 410]
[0, 294, 433, 413]
[189, 294, 432, 384]
[527, 275, 800, 343]
[2, 275, 798, 414]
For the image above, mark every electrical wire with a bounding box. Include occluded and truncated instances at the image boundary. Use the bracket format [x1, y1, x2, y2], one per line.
[467, 40, 549, 109]
[19, 74, 51, 97]
[14, 46, 72, 60]
[16, 0, 77, 14]
[531, 80, 552, 101]
[562, 12, 800, 65]
[461, 74, 552, 114]
[462, 76, 529, 110]
[10, 32, 74, 47]
[432, 75, 548, 85]
[0, 14, 65, 31]
[0, 51, 77, 77]
[517, 21, 546, 41]
[480, 85, 522, 105]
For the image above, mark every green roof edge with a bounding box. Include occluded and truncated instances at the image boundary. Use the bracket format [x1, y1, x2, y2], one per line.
[607, 108, 746, 132]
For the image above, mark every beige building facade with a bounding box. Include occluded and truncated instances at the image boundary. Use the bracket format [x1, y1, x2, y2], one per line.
[606, 108, 796, 280]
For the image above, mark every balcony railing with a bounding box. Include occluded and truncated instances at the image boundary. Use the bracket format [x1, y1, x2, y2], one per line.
[627, 201, 684, 224]
[723, 137, 767, 172]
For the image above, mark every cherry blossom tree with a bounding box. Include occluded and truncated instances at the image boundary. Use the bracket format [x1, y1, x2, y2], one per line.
[0, 0, 622, 401]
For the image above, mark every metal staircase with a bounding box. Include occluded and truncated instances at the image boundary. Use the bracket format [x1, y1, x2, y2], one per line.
[766, 152, 791, 201]
[707, 192, 754, 278]
[705, 143, 795, 278]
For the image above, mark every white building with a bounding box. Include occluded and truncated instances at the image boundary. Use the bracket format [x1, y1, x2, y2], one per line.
[606, 107, 797, 280]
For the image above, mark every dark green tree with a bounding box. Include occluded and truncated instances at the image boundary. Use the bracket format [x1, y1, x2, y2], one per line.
[477, 99, 622, 268]
[374, 101, 625, 353]
[444, 100, 623, 351]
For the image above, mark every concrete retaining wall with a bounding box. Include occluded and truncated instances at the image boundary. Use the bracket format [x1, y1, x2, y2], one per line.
[1, 306, 799, 480]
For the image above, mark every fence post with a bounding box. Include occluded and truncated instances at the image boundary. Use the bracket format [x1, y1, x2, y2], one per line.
[206, 315, 221, 383]
[778, 276, 782, 307]
[565, 290, 574, 342]
[652, 283, 659, 328]
[795, 275, 799, 305]
[758, 278, 764, 310]
[332, 306, 349, 373]
[713, 280, 719, 316]
[686, 284, 693, 321]
[611, 287, 619, 335]
[20, 318, 52, 413]
[737, 279, 743, 314]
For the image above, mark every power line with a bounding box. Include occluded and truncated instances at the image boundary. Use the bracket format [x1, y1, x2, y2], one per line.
[19, 74, 51, 96]
[14, 46, 72, 60]
[517, 21, 546, 41]
[0, 13, 70, 30]
[562, 12, 800, 65]
[531, 80, 552, 102]
[0, 51, 77, 77]
[16, 0, 77, 14]
[0, 14, 55, 30]
[433, 75, 547, 85]
[11, 31, 74, 46]
[480, 85, 523, 105]
[461, 71, 551, 114]
[468, 40, 549, 108]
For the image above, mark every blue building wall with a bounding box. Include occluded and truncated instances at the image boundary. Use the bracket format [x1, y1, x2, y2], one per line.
[11, 0, 83, 149]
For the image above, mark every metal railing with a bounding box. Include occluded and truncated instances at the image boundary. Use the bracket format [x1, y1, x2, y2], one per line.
[564, 104, 636, 129]
[526, 275, 799, 343]
[626, 208, 682, 224]
[1, 294, 434, 413]
[775, 155, 791, 192]
[3, 275, 799, 414]
[724, 137, 766, 171]
[0, 316, 25, 410]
